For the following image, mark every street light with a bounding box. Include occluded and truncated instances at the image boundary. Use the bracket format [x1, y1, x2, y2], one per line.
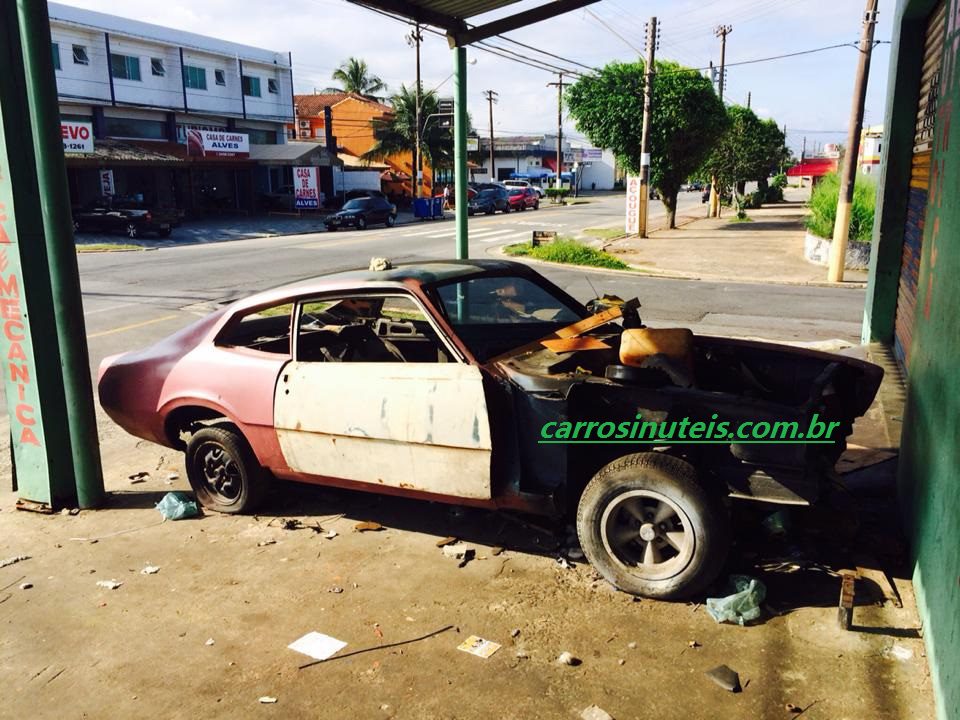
[415, 59, 475, 197]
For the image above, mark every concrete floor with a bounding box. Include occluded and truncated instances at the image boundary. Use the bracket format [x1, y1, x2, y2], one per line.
[0, 390, 935, 719]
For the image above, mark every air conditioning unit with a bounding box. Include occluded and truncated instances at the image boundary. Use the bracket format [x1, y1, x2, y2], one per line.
[299, 130, 310, 138]
[299, 120, 310, 129]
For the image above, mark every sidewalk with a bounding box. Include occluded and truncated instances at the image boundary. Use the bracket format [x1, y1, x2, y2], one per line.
[603, 202, 869, 286]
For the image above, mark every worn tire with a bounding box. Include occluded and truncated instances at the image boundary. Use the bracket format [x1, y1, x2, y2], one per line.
[576, 452, 728, 599]
[185, 425, 266, 514]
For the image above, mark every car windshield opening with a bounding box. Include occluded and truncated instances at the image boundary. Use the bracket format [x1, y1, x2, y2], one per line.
[343, 199, 370, 210]
[431, 276, 585, 362]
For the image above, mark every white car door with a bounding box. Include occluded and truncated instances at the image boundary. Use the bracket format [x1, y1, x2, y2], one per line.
[273, 295, 493, 499]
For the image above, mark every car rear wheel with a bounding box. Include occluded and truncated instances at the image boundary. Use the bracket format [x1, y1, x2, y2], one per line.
[186, 425, 266, 514]
[576, 452, 728, 599]
[503, 204, 511, 213]
[533, 201, 540, 210]
[126, 224, 139, 239]
[158, 228, 172, 238]
[357, 217, 367, 230]
[386, 214, 396, 227]
[73, 220, 81, 232]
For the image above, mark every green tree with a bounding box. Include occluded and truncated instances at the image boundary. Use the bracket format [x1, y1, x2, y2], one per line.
[566, 60, 727, 228]
[703, 106, 787, 201]
[328, 57, 387, 99]
[363, 84, 469, 178]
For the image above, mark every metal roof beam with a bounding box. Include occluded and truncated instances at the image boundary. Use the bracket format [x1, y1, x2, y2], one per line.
[350, 0, 468, 34]
[446, 0, 599, 47]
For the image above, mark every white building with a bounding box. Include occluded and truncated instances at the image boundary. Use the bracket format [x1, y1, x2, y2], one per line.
[469, 135, 616, 191]
[49, 3, 337, 213]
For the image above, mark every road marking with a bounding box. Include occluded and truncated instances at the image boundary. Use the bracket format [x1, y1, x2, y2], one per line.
[399, 227, 454, 237]
[87, 313, 180, 339]
[481, 231, 531, 243]
[83, 302, 135, 316]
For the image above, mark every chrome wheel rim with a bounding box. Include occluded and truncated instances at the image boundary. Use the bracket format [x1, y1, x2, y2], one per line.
[195, 442, 242, 502]
[600, 489, 694, 580]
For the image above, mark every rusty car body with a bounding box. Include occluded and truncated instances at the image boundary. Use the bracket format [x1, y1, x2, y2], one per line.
[98, 260, 882, 598]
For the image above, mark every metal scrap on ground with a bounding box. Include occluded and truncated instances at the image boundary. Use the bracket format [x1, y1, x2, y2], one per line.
[457, 636, 501, 659]
[0, 555, 30, 569]
[354, 521, 384, 532]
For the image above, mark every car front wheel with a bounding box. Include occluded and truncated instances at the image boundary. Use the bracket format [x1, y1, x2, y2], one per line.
[386, 214, 396, 227]
[357, 217, 367, 230]
[186, 424, 266, 514]
[126, 224, 139, 239]
[576, 452, 728, 599]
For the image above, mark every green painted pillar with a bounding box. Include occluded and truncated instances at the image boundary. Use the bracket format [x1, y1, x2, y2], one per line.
[453, 46, 468, 260]
[0, 1, 104, 508]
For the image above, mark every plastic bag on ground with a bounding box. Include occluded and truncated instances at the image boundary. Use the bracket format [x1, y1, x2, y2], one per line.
[156, 492, 200, 520]
[706, 575, 767, 625]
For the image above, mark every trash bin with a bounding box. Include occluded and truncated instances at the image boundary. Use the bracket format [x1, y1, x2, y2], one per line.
[413, 197, 431, 219]
[431, 196, 444, 219]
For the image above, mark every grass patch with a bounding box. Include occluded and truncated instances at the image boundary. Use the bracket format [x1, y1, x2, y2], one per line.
[729, 215, 754, 223]
[504, 238, 630, 270]
[76, 243, 144, 253]
[583, 227, 625, 241]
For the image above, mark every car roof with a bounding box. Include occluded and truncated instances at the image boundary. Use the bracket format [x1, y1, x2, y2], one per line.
[231, 259, 539, 310]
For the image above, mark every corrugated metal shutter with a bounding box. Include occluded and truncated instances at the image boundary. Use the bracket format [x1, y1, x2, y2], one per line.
[894, 1, 946, 372]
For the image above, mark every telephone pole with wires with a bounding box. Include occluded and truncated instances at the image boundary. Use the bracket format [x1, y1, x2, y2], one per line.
[709, 24, 732, 218]
[638, 17, 658, 238]
[406, 24, 423, 197]
[547, 74, 565, 189]
[828, 0, 879, 282]
[483, 90, 498, 179]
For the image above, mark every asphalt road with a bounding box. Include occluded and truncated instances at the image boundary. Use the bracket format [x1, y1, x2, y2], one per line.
[0, 191, 866, 464]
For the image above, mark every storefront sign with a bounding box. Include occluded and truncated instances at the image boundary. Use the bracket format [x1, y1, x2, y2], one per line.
[625, 174, 641, 235]
[294, 166, 320, 209]
[466, 137, 479, 152]
[61, 121, 93, 154]
[99, 169, 115, 196]
[186, 129, 249, 158]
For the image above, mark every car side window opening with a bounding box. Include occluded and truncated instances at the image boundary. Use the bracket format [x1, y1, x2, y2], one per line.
[296, 294, 453, 364]
[216, 303, 292, 355]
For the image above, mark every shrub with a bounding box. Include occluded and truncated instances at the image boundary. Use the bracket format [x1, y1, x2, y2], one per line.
[504, 239, 629, 270]
[805, 173, 876, 241]
[763, 185, 784, 203]
[771, 173, 787, 189]
[544, 187, 570, 203]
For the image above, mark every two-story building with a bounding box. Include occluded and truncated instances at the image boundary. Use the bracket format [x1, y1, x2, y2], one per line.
[50, 2, 337, 215]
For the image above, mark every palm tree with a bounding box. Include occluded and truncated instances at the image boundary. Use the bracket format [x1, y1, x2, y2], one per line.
[363, 84, 462, 174]
[327, 57, 387, 100]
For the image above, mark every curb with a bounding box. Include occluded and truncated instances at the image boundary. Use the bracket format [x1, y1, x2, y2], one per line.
[492, 242, 868, 288]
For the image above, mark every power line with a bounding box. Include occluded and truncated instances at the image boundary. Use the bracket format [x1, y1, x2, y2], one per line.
[584, 7, 644, 55]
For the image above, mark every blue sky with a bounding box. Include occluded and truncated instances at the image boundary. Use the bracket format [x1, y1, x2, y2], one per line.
[62, 0, 892, 158]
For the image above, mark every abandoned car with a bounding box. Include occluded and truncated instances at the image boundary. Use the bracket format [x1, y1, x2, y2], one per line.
[98, 260, 883, 599]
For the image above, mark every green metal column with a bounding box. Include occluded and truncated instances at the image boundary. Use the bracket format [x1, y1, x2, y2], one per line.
[453, 46, 468, 259]
[0, 1, 104, 508]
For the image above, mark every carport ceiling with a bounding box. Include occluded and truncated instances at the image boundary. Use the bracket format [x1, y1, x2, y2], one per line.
[349, 0, 599, 47]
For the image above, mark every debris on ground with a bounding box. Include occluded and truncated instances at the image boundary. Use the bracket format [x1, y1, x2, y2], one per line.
[557, 651, 581, 666]
[688, 640, 701, 649]
[457, 635, 501, 659]
[627, 642, 637, 650]
[355, 521, 384, 532]
[441, 543, 476, 568]
[0, 555, 30, 569]
[19, 582, 33, 590]
[140, 565, 160, 575]
[166, 472, 180, 481]
[324, 530, 338, 540]
[69, 508, 80, 516]
[883, 644, 914, 661]
[786, 703, 802, 713]
[760, 509, 793, 538]
[96, 580, 123, 590]
[435, 536, 458, 547]
[510, 628, 521, 638]
[581, 705, 614, 720]
[491, 546, 504, 556]
[567, 547, 586, 561]
[128, 471, 149, 484]
[258, 697, 277, 704]
[288, 631, 347, 662]
[617, 659, 625, 666]
[705, 664, 742, 692]
[328, 586, 344, 594]
[706, 575, 767, 626]
[155, 492, 200, 521]
[205, 638, 215, 646]
[556, 557, 572, 570]
[257, 540, 276, 547]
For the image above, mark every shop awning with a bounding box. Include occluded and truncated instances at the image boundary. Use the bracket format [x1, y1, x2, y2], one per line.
[339, 152, 390, 171]
[64, 139, 186, 166]
[248, 141, 340, 166]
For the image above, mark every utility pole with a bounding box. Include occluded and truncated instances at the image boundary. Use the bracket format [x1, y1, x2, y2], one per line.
[483, 90, 498, 180]
[828, 0, 879, 282]
[746, 91, 751, 109]
[638, 17, 657, 237]
[547, 74, 565, 189]
[407, 24, 423, 198]
[709, 24, 732, 218]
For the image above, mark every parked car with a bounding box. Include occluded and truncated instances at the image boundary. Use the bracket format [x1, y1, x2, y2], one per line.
[324, 196, 397, 231]
[72, 197, 179, 238]
[98, 259, 882, 600]
[507, 187, 539, 211]
[467, 186, 510, 215]
[344, 189, 388, 202]
[503, 179, 545, 198]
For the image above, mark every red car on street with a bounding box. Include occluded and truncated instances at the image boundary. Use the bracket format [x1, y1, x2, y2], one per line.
[507, 187, 539, 211]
